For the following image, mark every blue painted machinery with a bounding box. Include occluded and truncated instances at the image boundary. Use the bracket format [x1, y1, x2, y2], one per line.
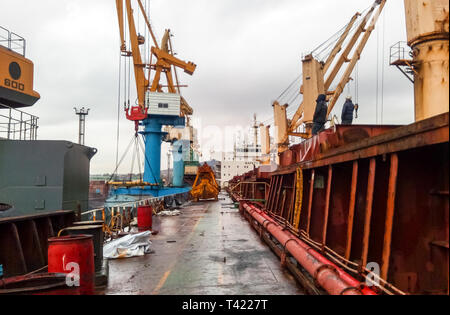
[110, 2, 197, 201]
[110, 115, 192, 198]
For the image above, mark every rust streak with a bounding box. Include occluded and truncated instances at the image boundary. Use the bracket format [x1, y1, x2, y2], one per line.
[306, 170, 315, 235]
[322, 165, 333, 246]
[361, 158, 376, 269]
[345, 161, 359, 260]
[381, 153, 399, 281]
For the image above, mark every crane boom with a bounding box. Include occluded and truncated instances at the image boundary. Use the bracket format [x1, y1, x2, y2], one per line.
[150, 30, 196, 116]
[327, 0, 386, 116]
[136, 0, 159, 49]
[115, 0, 126, 52]
[115, 0, 197, 120]
[271, 0, 386, 156]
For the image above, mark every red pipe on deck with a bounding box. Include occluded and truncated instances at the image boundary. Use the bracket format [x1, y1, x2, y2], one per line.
[247, 203, 376, 295]
[242, 202, 377, 295]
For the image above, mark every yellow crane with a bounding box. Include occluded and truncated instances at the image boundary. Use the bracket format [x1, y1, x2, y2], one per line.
[110, 0, 197, 189]
[115, 0, 196, 121]
[271, 0, 386, 155]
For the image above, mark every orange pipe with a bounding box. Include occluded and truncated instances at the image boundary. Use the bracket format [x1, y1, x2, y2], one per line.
[243, 203, 377, 295]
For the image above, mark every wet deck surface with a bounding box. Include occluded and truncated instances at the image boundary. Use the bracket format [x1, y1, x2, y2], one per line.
[105, 193, 304, 295]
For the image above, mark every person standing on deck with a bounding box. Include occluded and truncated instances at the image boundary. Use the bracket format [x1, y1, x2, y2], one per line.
[312, 94, 328, 135]
[341, 96, 357, 125]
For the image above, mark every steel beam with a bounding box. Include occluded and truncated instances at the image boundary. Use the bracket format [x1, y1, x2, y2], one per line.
[381, 153, 399, 280]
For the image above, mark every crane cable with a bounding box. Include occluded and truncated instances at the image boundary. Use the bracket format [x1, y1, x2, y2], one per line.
[315, 9, 365, 61]
[260, 96, 303, 125]
[381, 8, 385, 124]
[356, 62, 359, 105]
[111, 0, 163, 186]
[284, 77, 303, 105]
[136, 134, 142, 182]
[129, 134, 143, 182]
[115, 52, 122, 170]
[130, 137, 136, 180]
[376, 16, 380, 124]
[109, 135, 137, 182]
[259, 74, 302, 126]
[375, 7, 386, 125]
[311, 19, 351, 56]
[128, 44, 131, 105]
[275, 75, 302, 103]
[262, 4, 375, 128]
[109, 132, 148, 184]
[266, 4, 374, 126]
[311, 6, 371, 61]
[115, 2, 131, 172]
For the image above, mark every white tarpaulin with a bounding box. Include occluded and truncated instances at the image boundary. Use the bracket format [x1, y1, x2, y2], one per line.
[103, 231, 152, 259]
[158, 210, 181, 216]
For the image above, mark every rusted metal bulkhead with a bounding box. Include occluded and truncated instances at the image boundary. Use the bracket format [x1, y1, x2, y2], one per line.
[237, 113, 449, 295]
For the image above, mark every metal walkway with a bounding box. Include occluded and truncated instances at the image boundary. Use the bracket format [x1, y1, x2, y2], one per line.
[105, 192, 304, 295]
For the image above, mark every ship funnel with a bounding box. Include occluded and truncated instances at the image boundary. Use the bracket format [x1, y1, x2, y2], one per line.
[404, 0, 449, 121]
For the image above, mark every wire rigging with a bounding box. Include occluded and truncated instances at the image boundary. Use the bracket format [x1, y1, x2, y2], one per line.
[115, 52, 122, 170]
[275, 75, 302, 102]
[376, 13, 380, 124]
[262, 5, 375, 128]
[287, 92, 302, 107]
[311, 20, 352, 55]
[310, 5, 372, 62]
[355, 61, 359, 105]
[381, 8, 386, 124]
[282, 83, 301, 106]
[109, 135, 137, 182]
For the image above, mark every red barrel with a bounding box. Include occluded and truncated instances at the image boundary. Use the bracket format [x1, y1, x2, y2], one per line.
[137, 206, 153, 231]
[48, 235, 95, 295]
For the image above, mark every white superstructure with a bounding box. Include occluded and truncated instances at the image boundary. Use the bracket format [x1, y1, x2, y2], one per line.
[219, 144, 262, 187]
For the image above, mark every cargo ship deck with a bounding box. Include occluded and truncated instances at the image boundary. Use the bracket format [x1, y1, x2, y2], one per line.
[104, 192, 303, 295]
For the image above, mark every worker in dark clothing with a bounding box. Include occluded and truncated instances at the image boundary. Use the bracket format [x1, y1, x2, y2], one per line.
[312, 94, 328, 135]
[341, 96, 356, 125]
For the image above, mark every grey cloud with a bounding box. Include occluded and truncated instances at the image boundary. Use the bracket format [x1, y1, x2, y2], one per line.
[1, 0, 414, 173]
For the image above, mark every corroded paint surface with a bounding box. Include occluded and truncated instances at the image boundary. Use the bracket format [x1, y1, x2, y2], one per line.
[104, 193, 303, 295]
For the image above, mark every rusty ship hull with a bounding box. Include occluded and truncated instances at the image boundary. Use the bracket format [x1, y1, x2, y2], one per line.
[228, 113, 449, 295]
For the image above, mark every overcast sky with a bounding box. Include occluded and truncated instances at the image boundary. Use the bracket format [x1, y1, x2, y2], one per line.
[1, 0, 414, 174]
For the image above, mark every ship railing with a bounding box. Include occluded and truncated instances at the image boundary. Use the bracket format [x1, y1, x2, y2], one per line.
[79, 192, 188, 236]
[229, 181, 270, 203]
[0, 104, 39, 140]
[81, 193, 181, 218]
[0, 26, 26, 56]
[389, 41, 412, 65]
[389, 41, 415, 83]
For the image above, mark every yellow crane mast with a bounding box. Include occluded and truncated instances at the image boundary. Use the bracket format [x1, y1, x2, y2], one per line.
[271, 0, 386, 155]
[110, 0, 197, 190]
[115, 0, 196, 121]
